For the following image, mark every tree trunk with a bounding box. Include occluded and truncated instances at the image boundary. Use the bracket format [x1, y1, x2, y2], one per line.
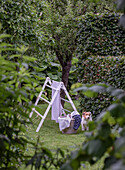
[61, 60, 72, 107]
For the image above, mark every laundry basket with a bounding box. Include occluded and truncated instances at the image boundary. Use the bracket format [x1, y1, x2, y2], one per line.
[62, 118, 77, 134]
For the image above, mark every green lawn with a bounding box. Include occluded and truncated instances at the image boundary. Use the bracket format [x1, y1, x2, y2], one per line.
[20, 101, 104, 170]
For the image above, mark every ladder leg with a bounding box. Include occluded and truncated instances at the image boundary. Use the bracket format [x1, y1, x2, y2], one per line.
[29, 110, 34, 118]
[36, 85, 60, 132]
[62, 85, 77, 111]
[29, 77, 50, 118]
[36, 103, 51, 132]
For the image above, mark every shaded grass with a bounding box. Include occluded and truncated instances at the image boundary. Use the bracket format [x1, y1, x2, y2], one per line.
[26, 101, 85, 151]
[20, 101, 105, 170]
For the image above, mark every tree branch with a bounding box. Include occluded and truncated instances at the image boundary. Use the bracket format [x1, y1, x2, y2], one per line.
[55, 50, 64, 67]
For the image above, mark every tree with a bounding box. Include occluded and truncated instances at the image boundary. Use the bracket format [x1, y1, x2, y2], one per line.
[40, 0, 85, 102]
[39, 0, 119, 102]
[0, 0, 45, 57]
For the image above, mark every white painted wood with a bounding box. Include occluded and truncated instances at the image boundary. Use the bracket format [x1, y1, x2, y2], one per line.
[29, 77, 78, 132]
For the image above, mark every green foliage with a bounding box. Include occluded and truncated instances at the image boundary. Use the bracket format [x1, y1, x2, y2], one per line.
[61, 84, 125, 170]
[40, 0, 85, 89]
[116, 0, 125, 29]
[0, 0, 45, 56]
[0, 29, 65, 169]
[75, 12, 125, 114]
[41, 0, 81, 61]
[26, 137, 69, 169]
[0, 30, 42, 168]
[77, 13, 125, 57]
[76, 56, 125, 118]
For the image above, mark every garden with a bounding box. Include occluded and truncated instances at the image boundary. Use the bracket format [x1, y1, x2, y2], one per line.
[0, 0, 125, 169]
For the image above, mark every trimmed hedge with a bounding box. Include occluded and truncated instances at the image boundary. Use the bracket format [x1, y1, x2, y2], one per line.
[76, 12, 125, 118]
[77, 13, 125, 57]
[77, 56, 125, 118]
[78, 56, 125, 89]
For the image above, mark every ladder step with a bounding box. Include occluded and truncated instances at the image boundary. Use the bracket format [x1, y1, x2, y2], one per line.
[34, 109, 43, 118]
[60, 97, 70, 103]
[40, 97, 50, 104]
[46, 84, 58, 90]
[63, 108, 72, 113]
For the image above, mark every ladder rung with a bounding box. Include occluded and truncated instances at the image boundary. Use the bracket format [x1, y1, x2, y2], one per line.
[34, 109, 43, 118]
[46, 84, 58, 90]
[60, 97, 70, 103]
[40, 97, 50, 104]
[63, 108, 72, 113]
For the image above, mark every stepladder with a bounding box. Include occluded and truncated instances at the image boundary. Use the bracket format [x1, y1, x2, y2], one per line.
[29, 77, 78, 132]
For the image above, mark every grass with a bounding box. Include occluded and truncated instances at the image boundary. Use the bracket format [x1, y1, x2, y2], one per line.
[20, 101, 104, 170]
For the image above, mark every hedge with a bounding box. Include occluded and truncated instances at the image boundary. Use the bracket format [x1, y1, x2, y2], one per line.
[76, 12, 125, 118]
[77, 13, 125, 57]
[76, 56, 125, 118]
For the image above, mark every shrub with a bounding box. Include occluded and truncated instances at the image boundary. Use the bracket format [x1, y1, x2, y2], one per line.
[76, 56, 125, 118]
[0, 29, 42, 168]
[0, 29, 66, 169]
[61, 84, 125, 170]
[77, 13, 125, 57]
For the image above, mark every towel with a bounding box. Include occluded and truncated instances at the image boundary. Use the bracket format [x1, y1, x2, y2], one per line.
[58, 115, 71, 131]
[72, 115, 81, 130]
[51, 81, 61, 123]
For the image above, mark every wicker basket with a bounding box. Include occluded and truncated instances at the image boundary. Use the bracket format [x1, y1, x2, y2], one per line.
[62, 118, 77, 134]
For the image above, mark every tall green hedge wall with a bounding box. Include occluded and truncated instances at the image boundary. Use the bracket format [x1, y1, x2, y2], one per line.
[77, 56, 125, 118]
[77, 13, 125, 57]
[76, 12, 125, 118]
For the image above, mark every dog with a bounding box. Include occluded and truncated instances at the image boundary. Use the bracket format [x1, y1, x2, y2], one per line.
[81, 112, 92, 131]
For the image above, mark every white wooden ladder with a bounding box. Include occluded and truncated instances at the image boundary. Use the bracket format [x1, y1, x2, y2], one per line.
[29, 77, 77, 132]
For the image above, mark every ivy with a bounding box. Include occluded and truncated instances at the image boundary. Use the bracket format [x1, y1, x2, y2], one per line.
[77, 13, 125, 57]
[76, 56, 125, 118]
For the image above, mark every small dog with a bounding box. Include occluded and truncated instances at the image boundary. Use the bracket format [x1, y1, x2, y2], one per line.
[81, 112, 92, 131]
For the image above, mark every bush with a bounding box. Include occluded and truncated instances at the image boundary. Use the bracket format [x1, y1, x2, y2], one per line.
[77, 13, 125, 57]
[0, 29, 66, 169]
[0, 29, 42, 168]
[76, 56, 125, 118]
[61, 84, 125, 170]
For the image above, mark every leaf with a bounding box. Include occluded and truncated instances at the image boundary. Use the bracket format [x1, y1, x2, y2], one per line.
[119, 14, 125, 29]
[0, 34, 11, 39]
[88, 139, 105, 157]
[83, 90, 98, 97]
[26, 155, 36, 167]
[115, 136, 125, 151]
[71, 83, 83, 90]
[111, 89, 124, 97]
[118, 94, 125, 103]
[107, 104, 125, 118]
[61, 161, 73, 170]
[88, 121, 96, 131]
[23, 56, 37, 62]
[89, 85, 106, 93]
[97, 123, 111, 139]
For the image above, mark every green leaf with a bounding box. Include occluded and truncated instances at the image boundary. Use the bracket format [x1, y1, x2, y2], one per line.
[0, 34, 11, 39]
[119, 14, 125, 29]
[88, 139, 105, 157]
[88, 121, 96, 131]
[23, 56, 37, 62]
[83, 90, 98, 97]
[111, 89, 124, 97]
[89, 85, 106, 93]
[107, 104, 125, 118]
[61, 161, 73, 170]
[97, 123, 111, 139]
